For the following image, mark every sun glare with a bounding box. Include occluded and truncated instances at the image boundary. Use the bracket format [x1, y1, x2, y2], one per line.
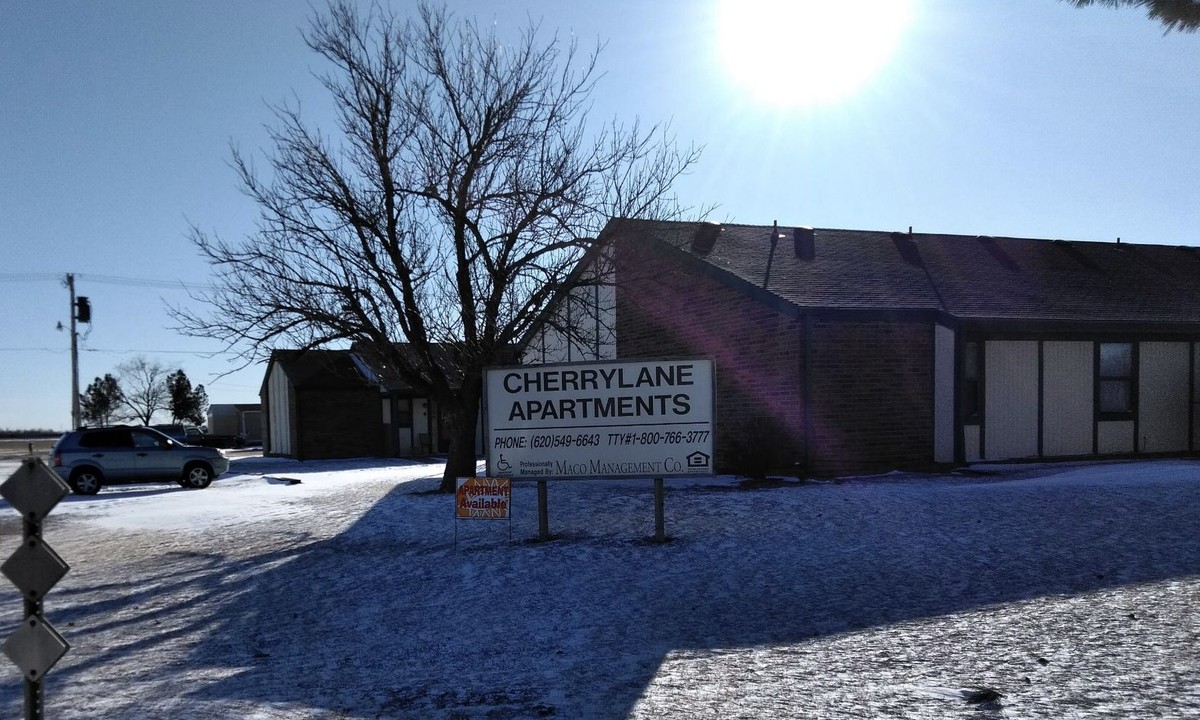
[716, 0, 913, 106]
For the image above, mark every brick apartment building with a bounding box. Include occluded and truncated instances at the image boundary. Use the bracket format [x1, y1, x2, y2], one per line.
[522, 219, 1200, 476]
[261, 346, 485, 461]
[261, 349, 387, 460]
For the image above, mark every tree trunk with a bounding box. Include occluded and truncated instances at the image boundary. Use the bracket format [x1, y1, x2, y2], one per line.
[439, 379, 482, 492]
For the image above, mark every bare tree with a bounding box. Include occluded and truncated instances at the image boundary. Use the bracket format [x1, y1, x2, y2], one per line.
[117, 356, 170, 425]
[175, 2, 702, 490]
[1065, 0, 1200, 31]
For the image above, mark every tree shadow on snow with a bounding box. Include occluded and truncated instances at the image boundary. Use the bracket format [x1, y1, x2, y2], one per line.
[23, 461, 1200, 718]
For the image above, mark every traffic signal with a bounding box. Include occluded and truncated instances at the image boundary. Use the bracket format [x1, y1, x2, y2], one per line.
[75, 296, 91, 324]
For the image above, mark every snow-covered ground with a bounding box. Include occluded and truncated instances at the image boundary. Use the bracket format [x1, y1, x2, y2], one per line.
[0, 456, 1197, 719]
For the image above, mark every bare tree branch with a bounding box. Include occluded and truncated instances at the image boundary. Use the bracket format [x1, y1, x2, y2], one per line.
[172, 1, 703, 489]
[116, 356, 171, 426]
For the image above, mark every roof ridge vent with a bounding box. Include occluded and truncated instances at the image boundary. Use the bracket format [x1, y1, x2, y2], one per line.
[691, 221, 722, 255]
[794, 226, 815, 260]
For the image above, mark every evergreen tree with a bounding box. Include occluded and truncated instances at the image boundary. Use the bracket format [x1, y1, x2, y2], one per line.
[167, 370, 209, 425]
[80, 374, 123, 427]
[189, 384, 210, 426]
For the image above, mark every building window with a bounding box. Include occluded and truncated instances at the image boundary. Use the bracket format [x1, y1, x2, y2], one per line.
[962, 340, 982, 424]
[1098, 342, 1134, 418]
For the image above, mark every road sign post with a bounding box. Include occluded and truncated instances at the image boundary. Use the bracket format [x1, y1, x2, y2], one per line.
[1, 459, 72, 720]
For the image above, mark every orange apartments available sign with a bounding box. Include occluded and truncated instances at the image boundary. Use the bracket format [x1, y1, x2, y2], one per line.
[455, 477, 511, 519]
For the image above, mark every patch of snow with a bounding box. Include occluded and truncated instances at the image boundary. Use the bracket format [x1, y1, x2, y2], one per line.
[0, 457, 1196, 718]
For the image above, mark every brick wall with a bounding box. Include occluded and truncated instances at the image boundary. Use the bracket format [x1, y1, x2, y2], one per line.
[296, 388, 384, 460]
[808, 319, 933, 475]
[614, 238, 934, 477]
[615, 241, 807, 472]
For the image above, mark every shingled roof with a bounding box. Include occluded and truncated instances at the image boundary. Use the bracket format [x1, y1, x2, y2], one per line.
[612, 219, 1200, 326]
[263, 349, 377, 393]
[349, 341, 462, 394]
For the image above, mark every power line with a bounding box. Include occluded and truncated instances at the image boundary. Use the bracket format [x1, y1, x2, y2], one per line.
[82, 348, 248, 355]
[0, 347, 247, 356]
[0, 272, 215, 291]
[77, 274, 216, 291]
[0, 273, 63, 283]
[82, 347, 247, 356]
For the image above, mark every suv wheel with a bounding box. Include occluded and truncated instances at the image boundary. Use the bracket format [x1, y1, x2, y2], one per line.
[69, 468, 103, 495]
[181, 462, 214, 490]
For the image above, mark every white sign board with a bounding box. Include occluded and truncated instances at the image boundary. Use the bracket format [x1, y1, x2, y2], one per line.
[484, 359, 714, 478]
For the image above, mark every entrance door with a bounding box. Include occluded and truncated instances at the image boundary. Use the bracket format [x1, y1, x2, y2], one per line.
[394, 398, 413, 456]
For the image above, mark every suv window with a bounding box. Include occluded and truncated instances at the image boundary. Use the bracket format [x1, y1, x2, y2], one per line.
[131, 429, 165, 448]
[78, 428, 133, 448]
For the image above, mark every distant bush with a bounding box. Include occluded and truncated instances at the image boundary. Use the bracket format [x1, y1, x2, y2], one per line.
[0, 429, 62, 440]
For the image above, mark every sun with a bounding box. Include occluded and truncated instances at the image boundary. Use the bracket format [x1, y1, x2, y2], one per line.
[716, 0, 913, 106]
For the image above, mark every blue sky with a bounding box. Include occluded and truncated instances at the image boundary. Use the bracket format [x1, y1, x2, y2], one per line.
[2, 0, 1198, 431]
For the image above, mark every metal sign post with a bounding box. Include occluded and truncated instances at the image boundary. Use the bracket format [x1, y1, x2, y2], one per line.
[653, 477, 666, 543]
[1, 459, 72, 720]
[537, 480, 549, 541]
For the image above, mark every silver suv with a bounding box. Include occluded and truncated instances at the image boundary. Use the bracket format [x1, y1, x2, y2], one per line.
[50, 425, 230, 495]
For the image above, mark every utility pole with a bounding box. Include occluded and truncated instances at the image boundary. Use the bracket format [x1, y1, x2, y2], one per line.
[67, 276, 93, 430]
[67, 274, 80, 430]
